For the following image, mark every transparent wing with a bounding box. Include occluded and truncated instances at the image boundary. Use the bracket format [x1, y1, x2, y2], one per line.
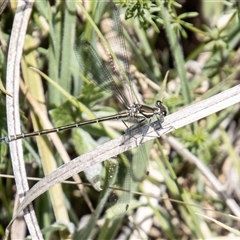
[99, 2, 135, 105]
[131, 142, 149, 182]
[74, 40, 130, 107]
[106, 143, 149, 215]
[106, 157, 131, 215]
[101, 3, 150, 183]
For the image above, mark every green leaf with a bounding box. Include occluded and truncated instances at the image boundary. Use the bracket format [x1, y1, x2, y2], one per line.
[72, 128, 97, 156]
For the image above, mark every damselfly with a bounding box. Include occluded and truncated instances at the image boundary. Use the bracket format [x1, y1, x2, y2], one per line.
[1, 3, 167, 214]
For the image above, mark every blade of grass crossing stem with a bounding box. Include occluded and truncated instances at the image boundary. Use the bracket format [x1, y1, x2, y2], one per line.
[48, 1, 62, 105]
[59, 1, 76, 98]
[157, 0, 191, 105]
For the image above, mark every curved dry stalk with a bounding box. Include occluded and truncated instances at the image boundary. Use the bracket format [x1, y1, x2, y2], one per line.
[4, 84, 240, 238]
[5, 0, 42, 239]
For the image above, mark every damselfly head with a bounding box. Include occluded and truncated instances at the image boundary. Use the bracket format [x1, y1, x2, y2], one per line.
[155, 100, 167, 117]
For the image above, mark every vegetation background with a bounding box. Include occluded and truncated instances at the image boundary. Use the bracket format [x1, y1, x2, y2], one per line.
[0, 0, 240, 239]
